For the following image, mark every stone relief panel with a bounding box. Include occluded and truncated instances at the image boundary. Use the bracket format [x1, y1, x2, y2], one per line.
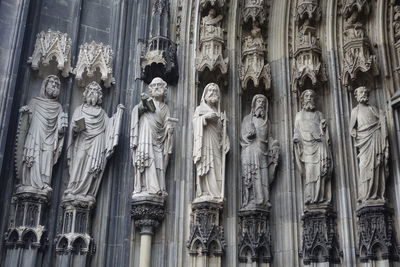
[196, 9, 229, 75]
[130, 77, 177, 197]
[28, 30, 72, 78]
[193, 83, 229, 204]
[14, 75, 68, 198]
[73, 41, 115, 88]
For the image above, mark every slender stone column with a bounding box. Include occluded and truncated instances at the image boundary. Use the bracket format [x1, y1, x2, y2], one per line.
[4, 191, 49, 267]
[131, 195, 165, 267]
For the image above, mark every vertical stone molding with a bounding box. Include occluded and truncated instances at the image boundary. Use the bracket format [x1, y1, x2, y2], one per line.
[187, 202, 226, 266]
[356, 205, 399, 262]
[341, 0, 378, 90]
[141, 0, 178, 84]
[300, 208, 341, 265]
[73, 42, 115, 88]
[28, 29, 72, 78]
[238, 209, 272, 265]
[292, 0, 325, 93]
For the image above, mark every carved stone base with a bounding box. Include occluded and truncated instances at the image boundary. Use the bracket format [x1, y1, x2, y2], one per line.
[55, 199, 95, 256]
[356, 204, 399, 262]
[301, 207, 341, 265]
[5, 191, 49, 250]
[187, 201, 225, 257]
[238, 209, 272, 264]
[131, 194, 166, 235]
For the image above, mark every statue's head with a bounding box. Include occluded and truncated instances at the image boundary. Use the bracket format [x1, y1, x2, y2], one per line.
[83, 81, 103, 106]
[251, 94, 268, 119]
[354, 86, 369, 104]
[208, 8, 216, 17]
[149, 77, 167, 100]
[301, 89, 316, 111]
[41, 75, 61, 99]
[203, 83, 220, 106]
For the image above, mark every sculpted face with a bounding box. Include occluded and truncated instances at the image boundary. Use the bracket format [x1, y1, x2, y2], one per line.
[302, 89, 316, 111]
[208, 9, 216, 18]
[355, 86, 369, 104]
[45, 76, 61, 99]
[149, 78, 167, 99]
[204, 84, 220, 105]
[254, 96, 266, 118]
[84, 82, 103, 106]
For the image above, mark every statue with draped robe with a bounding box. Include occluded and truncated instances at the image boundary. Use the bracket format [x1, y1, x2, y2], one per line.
[350, 86, 389, 204]
[15, 75, 68, 197]
[64, 81, 124, 203]
[130, 77, 176, 197]
[294, 89, 332, 206]
[193, 83, 229, 203]
[240, 94, 279, 209]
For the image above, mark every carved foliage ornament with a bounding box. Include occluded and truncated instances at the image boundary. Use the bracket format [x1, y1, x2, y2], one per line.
[28, 30, 72, 77]
[73, 41, 115, 88]
[242, 0, 267, 24]
[131, 201, 165, 234]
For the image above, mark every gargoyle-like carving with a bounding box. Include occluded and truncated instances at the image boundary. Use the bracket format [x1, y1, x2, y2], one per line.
[187, 202, 226, 256]
[238, 210, 271, 263]
[73, 42, 115, 88]
[196, 9, 228, 74]
[28, 30, 72, 77]
[240, 23, 271, 90]
[301, 210, 341, 264]
[357, 205, 399, 262]
[242, 0, 267, 24]
[292, 33, 326, 92]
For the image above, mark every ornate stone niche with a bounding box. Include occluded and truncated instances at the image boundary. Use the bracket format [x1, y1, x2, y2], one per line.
[292, 32, 326, 92]
[356, 205, 399, 262]
[242, 0, 267, 24]
[141, 36, 178, 84]
[55, 199, 95, 256]
[300, 208, 341, 264]
[342, 30, 378, 89]
[196, 9, 228, 75]
[73, 41, 115, 88]
[238, 210, 272, 264]
[5, 192, 48, 250]
[296, 0, 321, 31]
[28, 29, 72, 77]
[342, 0, 370, 29]
[187, 202, 226, 257]
[200, 0, 225, 10]
[240, 24, 271, 90]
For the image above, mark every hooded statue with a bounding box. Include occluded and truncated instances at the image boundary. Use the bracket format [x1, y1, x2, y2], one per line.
[15, 75, 68, 197]
[193, 83, 229, 203]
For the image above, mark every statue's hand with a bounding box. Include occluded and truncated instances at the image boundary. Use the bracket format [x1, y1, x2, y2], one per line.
[167, 125, 174, 135]
[293, 136, 299, 143]
[19, 106, 30, 114]
[117, 103, 125, 110]
[205, 112, 220, 121]
[247, 129, 256, 139]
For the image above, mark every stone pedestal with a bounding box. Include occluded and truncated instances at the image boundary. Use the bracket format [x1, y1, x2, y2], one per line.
[55, 199, 95, 267]
[4, 191, 49, 267]
[238, 208, 272, 266]
[301, 207, 341, 265]
[187, 202, 225, 267]
[356, 204, 399, 263]
[131, 195, 165, 267]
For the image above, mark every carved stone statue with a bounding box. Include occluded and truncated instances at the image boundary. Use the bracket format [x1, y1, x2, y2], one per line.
[64, 81, 124, 203]
[294, 89, 332, 206]
[130, 77, 176, 197]
[240, 94, 279, 209]
[15, 75, 68, 196]
[193, 83, 229, 203]
[243, 22, 264, 51]
[200, 9, 223, 39]
[350, 86, 388, 204]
